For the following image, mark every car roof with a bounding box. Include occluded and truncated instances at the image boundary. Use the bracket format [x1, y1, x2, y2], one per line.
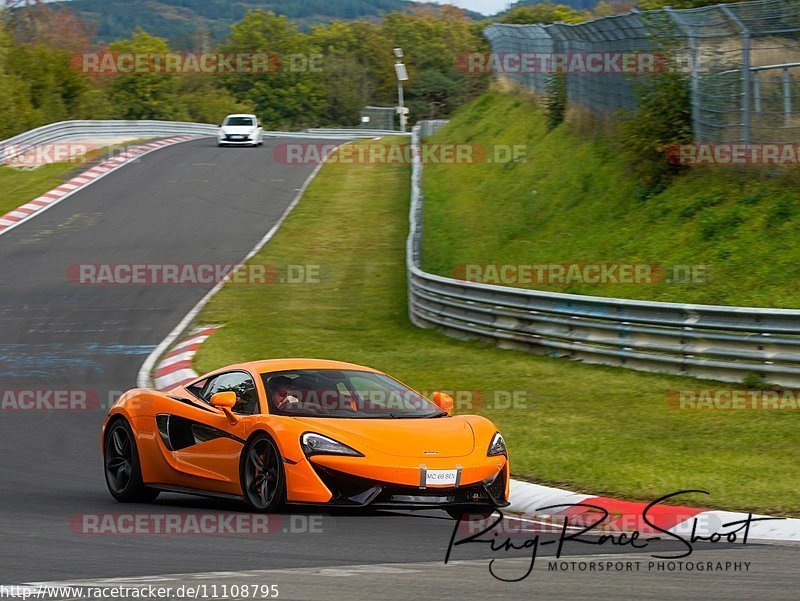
[209, 358, 383, 377]
[224, 114, 256, 118]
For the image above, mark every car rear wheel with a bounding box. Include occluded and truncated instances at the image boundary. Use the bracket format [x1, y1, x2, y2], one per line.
[241, 433, 286, 512]
[104, 419, 160, 503]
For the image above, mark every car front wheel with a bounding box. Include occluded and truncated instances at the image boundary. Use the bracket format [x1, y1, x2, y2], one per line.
[241, 433, 286, 512]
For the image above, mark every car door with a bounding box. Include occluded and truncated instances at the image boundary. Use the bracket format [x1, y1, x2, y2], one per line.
[156, 370, 261, 495]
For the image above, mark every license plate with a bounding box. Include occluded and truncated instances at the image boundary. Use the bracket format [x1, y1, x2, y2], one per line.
[425, 469, 458, 487]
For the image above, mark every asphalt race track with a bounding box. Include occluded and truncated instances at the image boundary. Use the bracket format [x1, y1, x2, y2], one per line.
[0, 137, 797, 599]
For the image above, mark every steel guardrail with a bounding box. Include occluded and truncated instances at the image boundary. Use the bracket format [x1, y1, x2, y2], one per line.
[306, 128, 411, 136]
[0, 120, 400, 164]
[407, 122, 800, 386]
[0, 120, 219, 164]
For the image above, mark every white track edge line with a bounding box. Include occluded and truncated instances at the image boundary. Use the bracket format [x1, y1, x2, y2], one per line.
[136, 148, 338, 389]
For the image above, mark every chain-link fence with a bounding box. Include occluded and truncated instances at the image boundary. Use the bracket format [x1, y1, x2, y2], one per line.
[359, 106, 396, 130]
[485, 0, 800, 143]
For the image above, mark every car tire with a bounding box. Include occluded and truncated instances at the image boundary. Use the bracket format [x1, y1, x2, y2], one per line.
[241, 433, 286, 512]
[103, 418, 160, 503]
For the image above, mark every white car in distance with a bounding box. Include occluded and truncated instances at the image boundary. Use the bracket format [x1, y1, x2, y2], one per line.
[218, 114, 263, 147]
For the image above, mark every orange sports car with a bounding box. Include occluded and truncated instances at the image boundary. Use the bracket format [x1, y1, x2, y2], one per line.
[102, 359, 509, 517]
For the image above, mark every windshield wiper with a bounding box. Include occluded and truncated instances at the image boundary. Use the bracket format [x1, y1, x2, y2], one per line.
[385, 412, 447, 419]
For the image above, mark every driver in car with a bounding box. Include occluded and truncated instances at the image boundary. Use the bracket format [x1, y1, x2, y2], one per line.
[268, 376, 302, 411]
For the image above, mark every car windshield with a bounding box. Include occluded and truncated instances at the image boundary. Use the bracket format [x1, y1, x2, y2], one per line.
[261, 369, 444, 419]
[224, 117, 253, 126]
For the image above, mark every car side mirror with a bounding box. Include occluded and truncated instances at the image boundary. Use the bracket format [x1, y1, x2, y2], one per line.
[210, 391, 239, 423]
[210, 391, 236, 409]
[432, 391, 454, 415]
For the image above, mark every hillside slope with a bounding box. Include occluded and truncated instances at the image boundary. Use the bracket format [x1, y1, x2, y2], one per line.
[422, 91, 800, 309]
[50, 0, 478, 46]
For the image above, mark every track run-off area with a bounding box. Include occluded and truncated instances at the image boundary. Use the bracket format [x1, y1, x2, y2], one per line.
[0, 137, 797, 600]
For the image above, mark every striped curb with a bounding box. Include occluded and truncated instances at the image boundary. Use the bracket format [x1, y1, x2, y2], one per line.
[153, 326, 217, 391]
[508, 479, 800, 542]
[0, 136, 202, 238]
[150, 327, 800, 542]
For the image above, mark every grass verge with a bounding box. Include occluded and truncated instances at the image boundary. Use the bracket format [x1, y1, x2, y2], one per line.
[0, 140, 152, 216]
[422, 91, 800, 308]
[194, 138, 800, 516]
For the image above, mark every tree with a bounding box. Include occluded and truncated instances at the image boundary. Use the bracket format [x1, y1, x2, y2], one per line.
[220, 10, 326, 129]
[9, 1, 96, 52]
[499, 3, 588, 25]
[0, 8, 113, 135]
[0, 18, 35, 137]
[179, 76, 254, 125]
[107, 29, 189, 120]
[375, 7, 490, 121]
[7, 44, 86, 124]
[638, 0, 742, 8]
[592, 2, 617, 17]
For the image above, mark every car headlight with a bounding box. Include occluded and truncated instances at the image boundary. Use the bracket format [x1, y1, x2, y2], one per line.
[301, 432, 363, 457]
[487, 432, 506, 456]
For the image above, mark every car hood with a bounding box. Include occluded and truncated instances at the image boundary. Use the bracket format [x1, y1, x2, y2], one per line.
[221, 126, 255, 134]
[292, 416, 476, 458]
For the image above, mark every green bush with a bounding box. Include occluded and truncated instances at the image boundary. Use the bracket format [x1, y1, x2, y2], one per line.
[545, 73, 567, 131]
[618, 69, 693, 197]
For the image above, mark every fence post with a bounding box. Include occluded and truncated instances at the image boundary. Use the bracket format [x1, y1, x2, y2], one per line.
[753, 71, 761, 115]
[742, 33, 752, 144]
[665, 8, 702, 142]
[721, 6, 751, 145]
[783, 68, 792, 127]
